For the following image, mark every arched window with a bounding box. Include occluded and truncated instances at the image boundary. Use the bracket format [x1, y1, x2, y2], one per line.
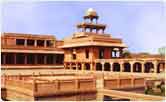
[123, 63, 131, 72]
[85, 63, 90, 70]
[144, 62, 154, 73]
[113, 63, 120, 72]
[104, 63, 110, 71]
[96, 63, 102, 71]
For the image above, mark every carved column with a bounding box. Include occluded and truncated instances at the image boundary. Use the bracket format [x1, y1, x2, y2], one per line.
[130, 62, 134, 73]
[76, 63, 78, 70]
[120, 62, 123, 72]
[34, 40, 37, 47]
[153, 61, 158, 73]
[94, 63, 96, 71]
[90, 63, 93, 71]
[102, 62, 104, 71]
[110, 62, 113, 72]
[70, 63, 72, 70]
[64, 62, 66, 69]
[24, 39, 27, 46]
[44, 40, 47, 47]
[81, 63, 85, 71]
[141, 62, 144, 73]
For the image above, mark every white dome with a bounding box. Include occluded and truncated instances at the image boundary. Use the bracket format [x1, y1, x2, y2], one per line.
[85, 8, 98, 16]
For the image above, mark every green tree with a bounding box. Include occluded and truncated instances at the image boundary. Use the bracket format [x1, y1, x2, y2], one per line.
[122, 50, 131, 58]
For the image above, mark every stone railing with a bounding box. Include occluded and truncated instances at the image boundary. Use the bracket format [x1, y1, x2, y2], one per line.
[104, 77, 145, 89]
[2, 74, 96, 98]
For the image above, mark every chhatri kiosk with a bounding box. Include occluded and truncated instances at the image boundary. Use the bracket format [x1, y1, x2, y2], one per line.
[60, 8, 165, 73]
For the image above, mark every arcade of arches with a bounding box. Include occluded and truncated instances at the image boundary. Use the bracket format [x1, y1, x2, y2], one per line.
[64, 60, 165, 73]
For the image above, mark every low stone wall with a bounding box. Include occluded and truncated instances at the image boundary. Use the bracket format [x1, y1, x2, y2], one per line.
[2, 75, 96, 101]
[104, 77, 145, 89]
[34, 78, 96, 96]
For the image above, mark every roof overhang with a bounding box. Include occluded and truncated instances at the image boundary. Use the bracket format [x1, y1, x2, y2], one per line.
[59, 42, 127, 48]
[1, 49, 64, 54]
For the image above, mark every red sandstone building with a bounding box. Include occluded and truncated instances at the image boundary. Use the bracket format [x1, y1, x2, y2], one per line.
[60, 8, 165, 73]
[1, 33, 64, 69]
[1, 8, 165, 73]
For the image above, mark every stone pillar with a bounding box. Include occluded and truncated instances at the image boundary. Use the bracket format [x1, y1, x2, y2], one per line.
[81, 63, 85, 71]
[44, 40, 47, 47]
[70, 63, 72, 70]
[102, 62, 104, 71]
[130, 62, 134, 73]
[110, 63, 114, 72]
[94, 63, 96, 71]
[24, 39, 27, 46]
[34, 40, 37, 47]
[120, 62, 123, 72]
[153, 61, 158, 73]
[76, 63, 78, 70]
[64, 63, 66, 69]
[109, 62, 112, 72]
[141, 62, 144, 73]
[90, 63, 93, 71]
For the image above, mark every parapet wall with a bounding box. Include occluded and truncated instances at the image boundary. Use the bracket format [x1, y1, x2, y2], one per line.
[2, 75, 96, 101]
[104, 77, 144, 89]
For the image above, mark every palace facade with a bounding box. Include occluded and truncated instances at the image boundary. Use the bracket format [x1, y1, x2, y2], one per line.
[60, 8, 165, 73]
[1, 8, 165, 73]
[1, 33, 64, 69]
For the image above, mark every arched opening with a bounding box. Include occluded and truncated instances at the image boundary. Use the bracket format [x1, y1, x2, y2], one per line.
[96, 63, 102, 71]
[123, 63, 131, 72]
[144, 62, 154, 73]
[78, 63, 82, 70]
[85, 63, 90, 70]
[104, 63, 110, 71]
[72, 63, 76, 70]
[113, 63, 120, 72]
[133, 62, 142, 72]
[157, 63, 165, 73]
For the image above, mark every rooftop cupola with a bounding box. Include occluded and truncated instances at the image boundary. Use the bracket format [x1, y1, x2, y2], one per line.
[76, 8, 106, 34]
[84, 8, 99, 23]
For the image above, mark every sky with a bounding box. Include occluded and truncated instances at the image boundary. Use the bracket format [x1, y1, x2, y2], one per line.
[2, 1, 166, 54]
